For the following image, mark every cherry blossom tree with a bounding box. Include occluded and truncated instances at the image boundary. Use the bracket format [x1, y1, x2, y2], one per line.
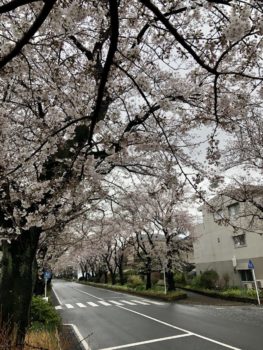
[0, 0, 262, 345]
[118, 177, 194, 290]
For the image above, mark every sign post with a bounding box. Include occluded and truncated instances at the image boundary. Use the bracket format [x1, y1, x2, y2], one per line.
[43, 271, 52, 301]
[248, 260, 260, 306]
[162, 259, 167, 295]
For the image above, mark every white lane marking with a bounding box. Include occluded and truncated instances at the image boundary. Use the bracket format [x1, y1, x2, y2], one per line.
[117, 306, 242, 350]
[73, 282, 126, 297]
[52, 286, 62, 305]
[108, 300, 123, 306]
[98, 334, 192, 350]
[87, 302, 99, 307]
[72, 287, 103, 300]
[98, 301, 111, 306]
[64, 323, 91, 350]
[142, 300, 164, 305]
[130, 300, 150, 305]
[120, 300, 136, 305]
[65, 304, 74, 309]
[55, 305, 62, 310]
[76, 302, 87, 308]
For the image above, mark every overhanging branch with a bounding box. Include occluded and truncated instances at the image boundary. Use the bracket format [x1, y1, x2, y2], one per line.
[88, 0, 119, 144]
[0, 0, 57, 69]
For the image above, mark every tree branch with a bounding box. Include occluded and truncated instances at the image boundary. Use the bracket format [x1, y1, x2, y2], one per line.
[0, 0, 41, 14]
[139, 0, 216, 74]
[0, 0, 57, 69]
[88, 0, 119, 144]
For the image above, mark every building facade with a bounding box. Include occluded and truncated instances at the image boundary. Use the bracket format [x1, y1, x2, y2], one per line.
[194, 195, 263, 288]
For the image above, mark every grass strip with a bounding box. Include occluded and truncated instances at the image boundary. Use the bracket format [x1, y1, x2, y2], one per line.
[77, 281, 187, 302]
[175, 284, 262, 304]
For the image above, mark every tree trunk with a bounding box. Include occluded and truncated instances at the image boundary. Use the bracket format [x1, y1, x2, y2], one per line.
[119, 261, 124, 285]
[104, 271, 108, 284]
[166, 270, 175, 291]
[0, 228, 40, 347]
[110, 270, 116, 285]
[145, 257, 152, 290]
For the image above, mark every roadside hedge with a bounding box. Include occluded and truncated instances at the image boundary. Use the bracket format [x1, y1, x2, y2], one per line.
[77, 281, 187, 302]
[175, 285, 262, 304]
[30, 296, 61, 331]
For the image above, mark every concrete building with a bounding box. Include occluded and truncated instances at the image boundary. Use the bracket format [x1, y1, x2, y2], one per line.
[194, 193, 263, 288]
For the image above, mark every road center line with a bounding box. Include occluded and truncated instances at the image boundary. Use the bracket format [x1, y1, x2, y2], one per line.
[117, 306, 242, 350]
[98, 334, 192, 350]
[72, 287, 104, 300]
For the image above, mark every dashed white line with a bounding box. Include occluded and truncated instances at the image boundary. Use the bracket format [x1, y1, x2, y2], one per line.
[55, 305, 62, 310]
[130, 300, 150, 305]
[98, 333, 192, 350]
[87, 302, 99, 307]
[98, 301, 111, 306]
[142, 300, 164, 305]
[108, 300, 123, 306]
[120, 300, 136, 305]
[65, 304, 74, 309]
[76, 302, 87, 308]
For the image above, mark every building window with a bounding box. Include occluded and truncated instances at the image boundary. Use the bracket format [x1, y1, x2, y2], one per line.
[239, 269, 253, 282]
[228, 203, 240, 219]
[233, 234, 246, 248]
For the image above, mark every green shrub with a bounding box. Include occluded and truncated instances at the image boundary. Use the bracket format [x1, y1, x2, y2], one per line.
[199, 270, 219, 289]
[30, 297, 61, 331]
[126, 275, 143, 289]
[151, 272, 161, 285]
[221, 288, 263, 298]
[174, 271, 186, 284]
[190, 275, 202, 288]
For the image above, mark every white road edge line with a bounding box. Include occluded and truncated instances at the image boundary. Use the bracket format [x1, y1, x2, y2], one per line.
[98, 333, 192, 350]
[52, 286, 62, 305]
[64, 323, 91, 350]
[117, 306, 242, 350]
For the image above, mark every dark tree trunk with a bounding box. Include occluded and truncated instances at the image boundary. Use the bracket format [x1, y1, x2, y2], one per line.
[110, 270, 116, 285]
[145, 271, 152, 289]
[0, 228, 40, 347]
[119, 261, 124, 285]
[112, 275, 116, 285]
[145, 257, 152, 290]
[104, 271, 108, 284]
[166, 270, 175, 291]
[80, 265, 85, 279]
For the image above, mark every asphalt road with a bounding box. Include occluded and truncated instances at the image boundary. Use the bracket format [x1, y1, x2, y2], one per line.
[52, 280, 263, 350]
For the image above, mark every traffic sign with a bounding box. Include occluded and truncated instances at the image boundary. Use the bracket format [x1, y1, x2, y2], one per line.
[248, 259, 254, 269]
[44, 271, 52, 280]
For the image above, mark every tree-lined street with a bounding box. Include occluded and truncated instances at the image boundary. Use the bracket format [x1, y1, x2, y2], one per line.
[53, 280, 263, 350]
[1, 0, 263, 347]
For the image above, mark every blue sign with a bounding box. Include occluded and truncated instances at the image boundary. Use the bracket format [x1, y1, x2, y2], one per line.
[44, 271, 52, 280]
[248, 260, 254, 269]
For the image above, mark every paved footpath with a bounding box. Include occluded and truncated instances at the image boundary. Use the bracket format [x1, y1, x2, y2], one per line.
[52, 280, 263, 350]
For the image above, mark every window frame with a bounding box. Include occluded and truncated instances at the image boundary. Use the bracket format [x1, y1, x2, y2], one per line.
[232, 233, 246, 248]
[228, 203, 240, 219]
